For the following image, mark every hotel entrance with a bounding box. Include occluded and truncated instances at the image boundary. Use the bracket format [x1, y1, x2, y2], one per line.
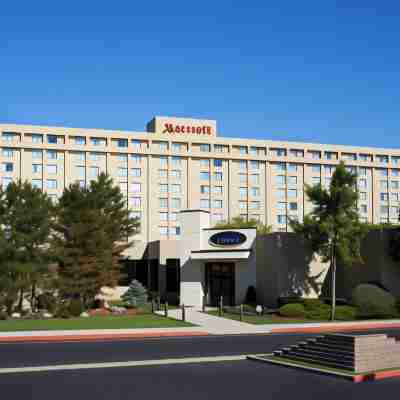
[205, 262, 235, 306]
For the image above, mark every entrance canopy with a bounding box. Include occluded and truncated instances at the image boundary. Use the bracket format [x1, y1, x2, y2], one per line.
[191, 248, 252, 260]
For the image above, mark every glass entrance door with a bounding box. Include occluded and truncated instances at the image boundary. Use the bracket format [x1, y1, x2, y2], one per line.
[205, 263, 235, 306]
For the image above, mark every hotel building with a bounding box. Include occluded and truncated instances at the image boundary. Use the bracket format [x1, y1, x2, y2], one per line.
[1, 116, 400, 306]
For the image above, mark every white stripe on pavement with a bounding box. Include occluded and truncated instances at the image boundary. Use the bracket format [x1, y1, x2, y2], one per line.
[0, 355, 250, 375]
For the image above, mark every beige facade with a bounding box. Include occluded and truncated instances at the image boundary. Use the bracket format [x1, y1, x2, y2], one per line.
[1, 115, 400, 253]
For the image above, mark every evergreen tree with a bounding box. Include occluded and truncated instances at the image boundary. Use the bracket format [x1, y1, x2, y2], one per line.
[214, 215, 272, 234]
[290, 162, 367, 320]
[0, 181, 53, 313]
[121, 279, 148, 308]
[52, 174, 139, 307]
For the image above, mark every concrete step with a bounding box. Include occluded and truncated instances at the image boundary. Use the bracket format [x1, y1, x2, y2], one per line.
[303, 343, 354, 356]
[289, 346, 355, 361]
[281, 349, 354, 367]
[276, 353, 354, 371]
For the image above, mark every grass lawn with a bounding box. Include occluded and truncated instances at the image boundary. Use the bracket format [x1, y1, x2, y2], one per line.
[0, 314, 194, 332]
[207, 311, 322, 324]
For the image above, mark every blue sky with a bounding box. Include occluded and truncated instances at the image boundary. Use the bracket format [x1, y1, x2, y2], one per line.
[1, 1, 400, 147]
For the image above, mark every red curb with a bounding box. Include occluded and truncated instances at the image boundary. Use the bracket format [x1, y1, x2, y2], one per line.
[270, 322, 400, 334]
[353, 369, 400, 382]
[0, 331, 209, 343]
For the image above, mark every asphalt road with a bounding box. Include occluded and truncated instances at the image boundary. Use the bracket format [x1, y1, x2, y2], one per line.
[1, 359, 400, 400]
[1, 329, 400, 399]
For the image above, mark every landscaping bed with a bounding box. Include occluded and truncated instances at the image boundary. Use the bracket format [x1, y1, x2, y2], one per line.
[0, 314, 193, 332]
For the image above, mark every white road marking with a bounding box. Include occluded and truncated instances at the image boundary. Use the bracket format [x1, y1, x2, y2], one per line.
[0, 355, 250, 375]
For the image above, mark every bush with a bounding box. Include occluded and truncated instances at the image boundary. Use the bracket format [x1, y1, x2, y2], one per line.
[306, 304, 331, 320]
[277, 297, 302, 307]
[335, 306, 357, 321]
[37, 292, 57, 313]
[55, 305, 71, 319]
[352, 284, 397, 318]
[68, 299, 84, 317]
[122, 280, 148, 308]
[0, 311, 8, 320]
[279, 303, 306, 318]
[245, 286, 257, 304]
[302, 299, 325, 310]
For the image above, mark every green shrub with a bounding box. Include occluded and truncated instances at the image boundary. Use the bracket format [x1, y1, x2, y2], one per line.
[37, 292, 57, 313]
[352, 284, 397, 318]
[306, 304, 331, 320]
[302, 299, 325, 310]
[277, 297, 302, 307]
[68, 299, 84, 317]
[279, 303, 306, 318]
[0, 311, 8, 320]
[55, 305, 71, 319]
[335, 305, 357, 321]
[122, 280, 148, 308]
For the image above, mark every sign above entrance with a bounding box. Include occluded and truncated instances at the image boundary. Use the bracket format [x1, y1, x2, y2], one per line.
[209, 231, 247, 247]
[146, 116, 217, 137]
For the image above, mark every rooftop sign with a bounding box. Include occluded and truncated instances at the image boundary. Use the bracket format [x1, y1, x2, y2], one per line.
[209, 231, 247, 247]
[146, 116, 217, 137]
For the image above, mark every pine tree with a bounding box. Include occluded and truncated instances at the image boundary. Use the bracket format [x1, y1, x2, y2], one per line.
[0, 181, 54, 313]
[121, 279, 147, 308]
[52, 174, 140, 307]
[290, 162, 367, 320]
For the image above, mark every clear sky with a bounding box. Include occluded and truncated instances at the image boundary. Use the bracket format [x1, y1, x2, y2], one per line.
[1, 1, 400, 148]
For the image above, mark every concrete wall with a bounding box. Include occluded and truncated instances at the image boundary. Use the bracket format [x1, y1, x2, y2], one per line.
[256, 233, 328, 307]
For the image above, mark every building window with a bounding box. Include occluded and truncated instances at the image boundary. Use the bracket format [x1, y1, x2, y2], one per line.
[131, 140, 143, 150]
[288, 176, 297, 186]
[171, 156, 182, 167]
[359, 192, 367, 201]
[47, 164, 57, 174]
[290, 149, 304, 158]
[380, 193, 388, 201]
[238, 146, 247, 155]
[276, 202, 286, 210]
[325, 151, 337, 160]
[131, 183, 141, 193]
[200, 144, 210, 152]
[32, 179, 42, 189]
[308, 150, 321, 159]
[159, 156, 168, 167]
[212, 213, 224, 223]
[288, 189, 297, 198]
[46, 179, 57, 189]
[131, 154, 142, 164]
[380, 180, 388, 190]
[200, 159, 210, 168]
[47, 150, 57, 160]
[311, 165, 321, 173]
[159, 198, 168, 208]
[276, 189, 285, 198]
[358, 167, 367, 176]
[171, 184, 181, 194]
[289, 202, 298, 211]
[159, 226, 168, 236]
[200, 199, 210, 209]
[157, 142, 168, 151]
[73, 136, 86, 145]
[214, 172, 223, 181]
[76, 166, 85, 179]
[171, 198, 181, 209]
[73, 152, 85, 162]
[170, 227, 181, 236]
[2, 148, 14, 158]
[392, 157, 400, 166]
[360, 204, 368, 214]
[170, 212, 178, 221]
[392, 193, 399, 202]
[312, 177, 320, 185]
[90, 152, 102, 161]
[239, 187, 247, 198]
[200, 185, 210, 194]
[358, 179, 367, 189]
[214, 159, 223, 168]
[250, 160, 260, 170]
[2, 177, 12, 188]
[159, 212, 168, 221]
[287, 163, 297, 172]
[214, 186, 223, 195]
[239, 173, 247, 183]
[377, 155, 389, 164]
[213, 200, 223, 209]
[116, 154, 127, 162]
[131, 168, 141, 177]
[32, 134, 43, 143]
[271, 148, 287, 157]
[90, 137, 106, 146]
[159, 184, 168, 193]
[117, 139, 128, 148]
[250, 174, 260, 185]
[274, 163, 286, 172]
[251, 187, 260, 196]
[392, 169, 399, 177]
[277, 215, 287, 224]
[170, 170, 181, 179]
[238, 201, 247, 210]
[359, 153, 372, 162]
[379, 168, 388, 177]
[2, 162, 13, 173]
[249, 201, 260, 210]
[239, 160, 247, 170]
[47, 135, 57, 144]
[128, 197, 140, 208]
[159, 169, 168, 178]
[275, 175, 286, 186]
[32, 164, 42, 174]
[90, 166, 99, 179]
[200, 171, 210, 180]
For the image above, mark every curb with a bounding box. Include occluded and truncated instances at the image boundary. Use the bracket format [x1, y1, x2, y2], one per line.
[247, 355, 400, 383]
[0, 331, 209, 344]
[270, 322, 400, 334]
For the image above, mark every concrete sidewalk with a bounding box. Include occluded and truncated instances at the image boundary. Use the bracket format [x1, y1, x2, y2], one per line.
[157, 308, 400, 335]
[0, 327, 209, 343]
